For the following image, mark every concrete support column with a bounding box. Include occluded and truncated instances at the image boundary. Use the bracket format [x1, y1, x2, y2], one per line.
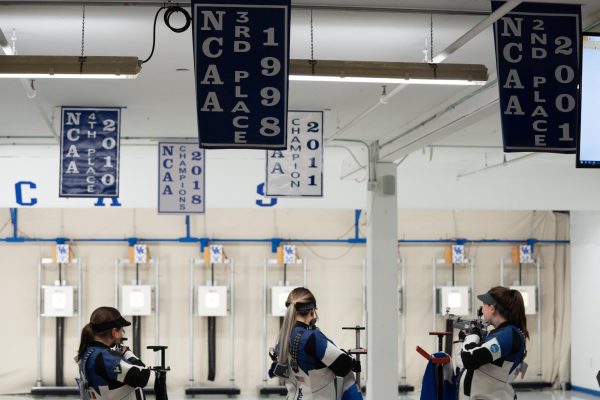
[366, 161, 398, 400]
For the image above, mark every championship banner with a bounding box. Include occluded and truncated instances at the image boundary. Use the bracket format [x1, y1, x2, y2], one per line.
[492, 1, 581, 153]
[192, 0, 291, 149]
[158, 142, 205, 214]
[59, 107, 120, 197]
[266, 111, 323, 197]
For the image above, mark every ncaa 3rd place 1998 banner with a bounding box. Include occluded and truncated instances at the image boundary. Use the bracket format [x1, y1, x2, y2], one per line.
[192, 0, 291, 149]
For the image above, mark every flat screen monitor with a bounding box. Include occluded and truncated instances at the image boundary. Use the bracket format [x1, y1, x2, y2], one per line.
[577, 32, 600, 167]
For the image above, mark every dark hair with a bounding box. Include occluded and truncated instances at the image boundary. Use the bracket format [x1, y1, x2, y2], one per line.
[76, 307, 122, 361]
[488, 286, 530, 339]
[277, 287, 317, 366]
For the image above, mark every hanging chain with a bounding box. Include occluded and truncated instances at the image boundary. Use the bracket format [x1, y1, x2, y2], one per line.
[80, 5, 86, 73]
[430, 13, 433, 63]
[310, 9, 315, 75]
[81, 5, 86, 58]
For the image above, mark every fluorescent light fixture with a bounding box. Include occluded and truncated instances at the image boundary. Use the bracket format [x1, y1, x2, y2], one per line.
[289, 59, 488, 85]
[0, 55, 141, 79]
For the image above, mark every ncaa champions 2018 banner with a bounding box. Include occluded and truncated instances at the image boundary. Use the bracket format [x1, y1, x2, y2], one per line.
[492, 1, 581, 153]
[266, 111, 323, 197]
[158, 142, 205, 214]
[60, 107, 120, 197]
[192, 0, 291, 149]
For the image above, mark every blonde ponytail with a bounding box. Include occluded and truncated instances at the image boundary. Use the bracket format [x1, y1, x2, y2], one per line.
[275, 287, 317, 367]
[277, 302, 297, 365]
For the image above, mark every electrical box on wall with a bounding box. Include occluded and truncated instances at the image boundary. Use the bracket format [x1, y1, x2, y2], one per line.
[271, 286, 296, 317]
[510, 285, 537, 315]
[121, 285, 153, 316]
[42, 285, 76, 317]
[436, 286, 471, 316]
[197, 286, 228, 316]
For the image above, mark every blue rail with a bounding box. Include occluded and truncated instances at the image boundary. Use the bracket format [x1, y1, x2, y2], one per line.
[1, 209, 569, 252]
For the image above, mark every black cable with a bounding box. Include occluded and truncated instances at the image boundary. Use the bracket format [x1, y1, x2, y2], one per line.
[142, 5, 191, 65]
[142, 6, 167, 64]
[164, 6, 191, 33]
[207, 316, 216, 381]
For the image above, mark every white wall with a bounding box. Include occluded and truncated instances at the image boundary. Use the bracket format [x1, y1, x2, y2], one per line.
[0, 208, 568, 396]
[3, 145, 600, 210]
[570, 211, 600, 391]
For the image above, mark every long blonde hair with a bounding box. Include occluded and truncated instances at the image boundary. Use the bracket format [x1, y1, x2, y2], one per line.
[276, 287, 316, 365]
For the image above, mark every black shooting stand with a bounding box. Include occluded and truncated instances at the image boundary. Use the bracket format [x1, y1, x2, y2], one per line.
[417, 331, 452, 400]
[147, 346, 170, 400]
[186, 255, 240, 397]
[342, 326, 367, 392]
[32, 259, 82, 396]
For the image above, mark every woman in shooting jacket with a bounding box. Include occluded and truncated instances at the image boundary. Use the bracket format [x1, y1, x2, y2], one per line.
[76, 307, 151, 400]
[269, 287, 363, 400]
[458, 286, 528, 400]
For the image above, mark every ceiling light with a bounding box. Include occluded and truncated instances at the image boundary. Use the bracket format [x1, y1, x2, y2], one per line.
[0, 55, 141, 79]
[289, 59, 488, 85]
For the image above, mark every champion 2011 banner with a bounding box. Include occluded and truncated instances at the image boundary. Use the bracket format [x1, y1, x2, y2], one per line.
[266, 111, 323, 197]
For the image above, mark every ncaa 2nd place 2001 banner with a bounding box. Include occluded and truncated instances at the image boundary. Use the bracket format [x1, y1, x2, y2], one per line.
[492, 1, 581, 153]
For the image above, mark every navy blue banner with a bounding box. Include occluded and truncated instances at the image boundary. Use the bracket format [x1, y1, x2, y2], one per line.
[492, 1, 581, 153]
[59, 107, 120, 197]
[192, 0, 290, 149]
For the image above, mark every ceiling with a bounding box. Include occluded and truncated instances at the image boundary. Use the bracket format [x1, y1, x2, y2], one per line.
[1, 0, 600, 187]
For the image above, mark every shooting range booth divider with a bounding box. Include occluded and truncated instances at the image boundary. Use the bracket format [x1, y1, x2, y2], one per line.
[432, 253, 475, 356]
[500, 256, 551, 390]
[31, 257, 82, 396]
[115, 255, 161, 396]
[185, 256, 240, 396]
[259, 255, 307, 397]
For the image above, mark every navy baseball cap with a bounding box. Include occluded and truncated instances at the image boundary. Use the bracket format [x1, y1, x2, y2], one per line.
[91, 312, 131, 333]
[477, 292, 506, 312]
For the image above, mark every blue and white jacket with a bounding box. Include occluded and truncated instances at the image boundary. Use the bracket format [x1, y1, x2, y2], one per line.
[284, 322, 362, 400]
[78, 342, 151, 400]
[458, 322, 526, 400]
